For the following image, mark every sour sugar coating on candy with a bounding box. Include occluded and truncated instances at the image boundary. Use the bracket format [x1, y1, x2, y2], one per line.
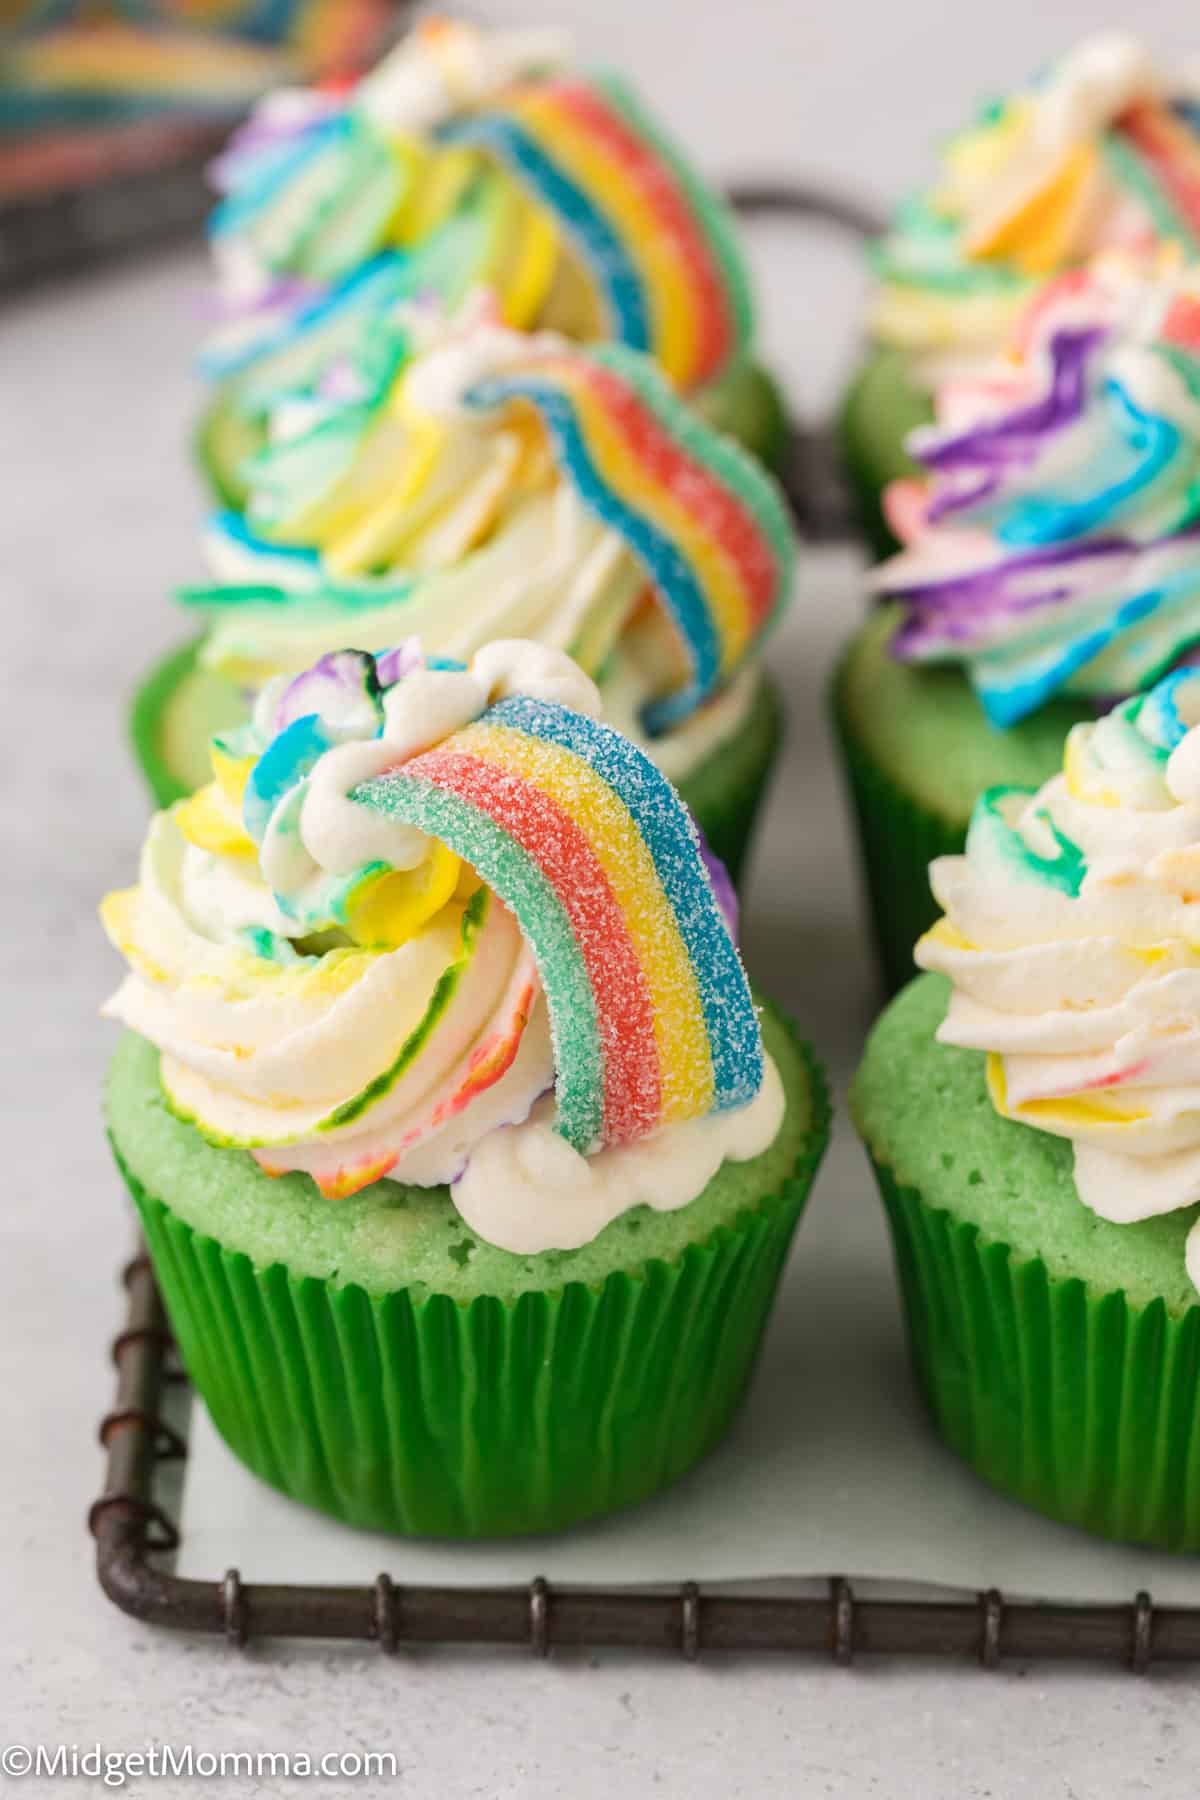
[200, 17, 754, 410]
[187, 320, 795, 744]
[102, 639, 771, 1243]
[874, 254, 1200, 726]
[462, 341, 794, 733]
[354, 683, 764, 1155]
[433, 70, 753, 389]
[917, 666, 1200, 1297]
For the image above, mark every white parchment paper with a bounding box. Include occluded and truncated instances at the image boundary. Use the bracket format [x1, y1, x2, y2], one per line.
[177, 546, 1200, 1604]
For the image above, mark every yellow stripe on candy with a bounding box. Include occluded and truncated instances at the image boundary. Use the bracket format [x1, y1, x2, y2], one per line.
[548, 362, 755, 672]
[458, 718, 713, 1119]
[504, 89, 700, 386]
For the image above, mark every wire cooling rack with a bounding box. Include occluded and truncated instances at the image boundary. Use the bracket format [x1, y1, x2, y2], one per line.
[88, 1247, 1200, 1667]
[82, 180, 1200, 1668]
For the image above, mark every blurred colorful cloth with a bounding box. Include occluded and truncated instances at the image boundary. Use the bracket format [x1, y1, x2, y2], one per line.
[0, 2, 400, 280]
[0, 5, 394, 131]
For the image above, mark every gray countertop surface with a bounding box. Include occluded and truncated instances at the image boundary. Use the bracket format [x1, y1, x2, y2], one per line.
[8, 3, 1200, 1788]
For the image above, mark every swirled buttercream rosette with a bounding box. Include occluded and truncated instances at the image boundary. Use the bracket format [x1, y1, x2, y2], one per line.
[918, 667, 1200, 1294]
[103, 639, 781, 1253]
[870, 31, 1200, 368]
[874, 253, 1200, 727]
[184, 313, 795, 744]
[201, 15, 754, 422]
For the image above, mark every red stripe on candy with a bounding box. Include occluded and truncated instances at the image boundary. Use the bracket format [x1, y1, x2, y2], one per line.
[1164, 293, 1200, 353]
[1118, 101, 1200, 243]
[544, 79, 732, 387]
[545, 351, 778, 633]
[397, 749, 662, 1144]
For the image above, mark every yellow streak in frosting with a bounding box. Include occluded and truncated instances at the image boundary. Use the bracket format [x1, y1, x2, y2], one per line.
[1063, 728, 1123, 807]
[174, 783, 257, 860]
[344, 839, 462, 947]
[987, 1053, 1150, 1129]
[966, 142, 1098, 274]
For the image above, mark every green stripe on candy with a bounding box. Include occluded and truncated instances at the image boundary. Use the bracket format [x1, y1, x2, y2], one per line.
[589, 342, 796, 632]
[354, 775, 605, 1152]
[1101, 132, 1200, 256]
[592, 71, 756, 363]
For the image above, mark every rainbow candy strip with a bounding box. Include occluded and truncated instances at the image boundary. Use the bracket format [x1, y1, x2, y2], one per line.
[465, 343, 794, 734]
[355, 691, 763, 1154]
[1108, 100, 1200, 254]
[436, 73, 752, 390]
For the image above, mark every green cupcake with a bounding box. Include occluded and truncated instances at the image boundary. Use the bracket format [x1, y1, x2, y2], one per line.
[834, 256, 1200, 991]
[837, 32, 1200, 557]
[198, 18, 787, 510]
[103, 642, 827, 1536]
[853, 672, 1200, 1549]
[139, 319, 798, 889]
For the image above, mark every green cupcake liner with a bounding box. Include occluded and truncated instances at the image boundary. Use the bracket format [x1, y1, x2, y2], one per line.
[128, 636, 784, 889]
[830, 653, 961, 995]
[868, 1152, 1200, 1552]
[114, 1032, 828, 1539]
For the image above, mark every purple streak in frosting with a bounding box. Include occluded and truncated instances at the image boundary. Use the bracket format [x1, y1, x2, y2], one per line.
[922, 326, 1106, 524]
[890, 537, 1135, 656]
[698, 834, 738, 939]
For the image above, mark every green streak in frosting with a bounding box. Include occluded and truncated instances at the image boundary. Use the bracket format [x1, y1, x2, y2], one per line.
[966, 785, 1087, 896]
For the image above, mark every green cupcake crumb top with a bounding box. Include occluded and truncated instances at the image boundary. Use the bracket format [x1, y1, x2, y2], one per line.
[839, 606, 1090, 826]
[851, 973, 1200, 1316]
[108, 999, 822, 1304]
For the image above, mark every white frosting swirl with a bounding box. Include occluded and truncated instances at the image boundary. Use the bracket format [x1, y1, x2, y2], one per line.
[917, 672, 1200, 1292]
[103, 643, 780, 1251]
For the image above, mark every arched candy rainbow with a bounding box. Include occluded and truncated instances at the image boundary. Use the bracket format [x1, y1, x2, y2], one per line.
[436, 73, 753, 390]
[353, 691, 763, 1155]
[464, 343, 794, 734]
[1108, 100, 1200, 254]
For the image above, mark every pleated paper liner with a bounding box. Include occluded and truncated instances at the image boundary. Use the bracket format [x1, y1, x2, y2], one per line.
[127, 637, 784, 887]
[111, 1026, 828, 1540]
[868, 1154, 1200, 1553]
[830, 653, 961, 995]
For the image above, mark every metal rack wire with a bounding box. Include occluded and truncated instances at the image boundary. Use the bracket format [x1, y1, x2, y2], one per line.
[89, 1250, 1200, 1666]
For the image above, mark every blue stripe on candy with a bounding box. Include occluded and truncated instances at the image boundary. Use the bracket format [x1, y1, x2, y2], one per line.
[465, 373, 721, 733]
[485, 693, 763, 1111]
[435, 113, 649, 353]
